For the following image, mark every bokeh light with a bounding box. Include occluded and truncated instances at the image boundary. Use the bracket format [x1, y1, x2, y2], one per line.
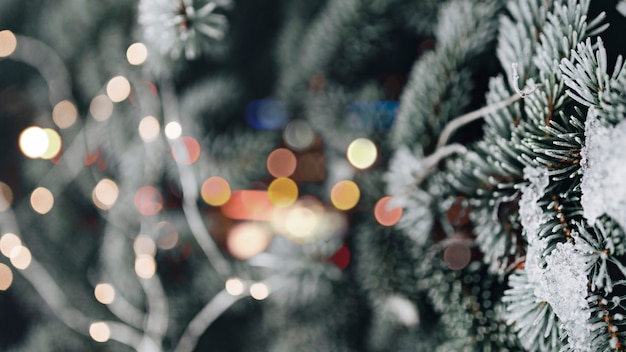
[266, 148, 297, 178]
[19, 126, 49, 158]
[155, 221, 179, 250]
[330, 180, 360, 211]
[226, 222, 273, 260]
[134, 235, 157, 257]
[267, 177, 298, 208]
[283, 119, 315, 151]
[90, 95, 114, 121]
[171, 136, 201, 165]
[106, 75, 131, 103]
[0, 233, 21, 257]
[220, 190, 273, 221]
[10, 245, 32, 270]
[164, 122, 182, 139]
[30, 187, 54, 214]
[0, 263, 12, 291]
[40, 128, 62, 159]
[52, 100, 78, 129]
[0, 182, 13, 212]
[346, 138, 377, 169]
[201, 176, 231, 206]
[94, 283, 116, 304]
[283, 206, 318, 242]
[249, 282, 269, 300]
[330, 245, 351, 270]
[443, 242, 472, 270]
[89, 322, 111, 343]
[133, 186, 162, 216]
[245, 98, 288, 129]
[138, 115, 160, 142]
[135, 254, 157, 279]
[225, 277, 245, 296]
[92, 178, 119, 210]
[126, 42, 148, 65]
[0, 30, 17, 57]
[374, 196, 403, 226]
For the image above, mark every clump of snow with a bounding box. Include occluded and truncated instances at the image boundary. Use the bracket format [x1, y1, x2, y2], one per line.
[518, 167, 593, 350]
[580, 108, 626, 230]
[518, 166, 550, 280]
[541, 242, 592, 351]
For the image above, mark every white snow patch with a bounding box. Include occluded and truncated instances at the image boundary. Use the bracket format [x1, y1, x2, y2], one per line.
[580, 108, 626, 230]
[541, 242, 592, 351]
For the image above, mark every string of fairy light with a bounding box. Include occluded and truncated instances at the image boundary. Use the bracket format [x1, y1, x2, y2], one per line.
[0, 27, 405, 349]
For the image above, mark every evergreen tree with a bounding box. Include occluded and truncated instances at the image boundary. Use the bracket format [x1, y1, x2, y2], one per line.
[1, 0, 625, 351]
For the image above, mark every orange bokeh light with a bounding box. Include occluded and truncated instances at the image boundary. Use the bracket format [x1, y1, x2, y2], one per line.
[201, 176, 231, 206]
[133, 186, 163, 216]
[171, 136, 201, 165]
[266, 148, 297, 178]
[330, 180, 360, 211]
[221, 190, 273, 221]
[374, 196, 403, 226]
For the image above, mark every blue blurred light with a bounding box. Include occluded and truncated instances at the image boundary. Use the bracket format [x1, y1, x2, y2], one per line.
[245, 98, 288, 130]
[345, 101, 399, 130]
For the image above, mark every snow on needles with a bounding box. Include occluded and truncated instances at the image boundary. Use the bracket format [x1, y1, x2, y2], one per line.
[519, 166, 592, 351]
[580, 108, 626, 230]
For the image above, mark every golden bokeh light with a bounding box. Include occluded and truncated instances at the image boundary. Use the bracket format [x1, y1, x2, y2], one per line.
[135, 254, 157, 279]
[155, 221, 179, 250]
[126, 42, 148, 65]
[89, 95, 114, 121]
[0, 233, 21, 257]
[225, 277, 245, 296]
[133, 235, 157, 257]
[164, 122, 182, 140]
[30, 187, 54, 215]
[201, 176, 231, 206]
[138, 115, 160, 142]
[249, 282, 269, 300]
[0, 182, 13, 212]
[52, 100, 78, 129]
[0, 263, 12, 291]
[283, 119, 315, 151]
[106, 75, 131, 103]
[226, 222, 273, 260]
[10, 245, 32, 270]
[267, 177, 298, 208]
[92, 178, 119, 210]
[0, 30, 17, 57]
[266, 148, 297, 178]
[346, 138, 377, 169]
[89, 322, 111, 343]
[133, 186, 163, 216]
[94, 283, 116, 304]
[40, 128, 62, 159]
[19, 126, 49, 159]
[374, 196, 403, 227]
[171, 136, 201, 165]
[330, 180, 360, 211]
